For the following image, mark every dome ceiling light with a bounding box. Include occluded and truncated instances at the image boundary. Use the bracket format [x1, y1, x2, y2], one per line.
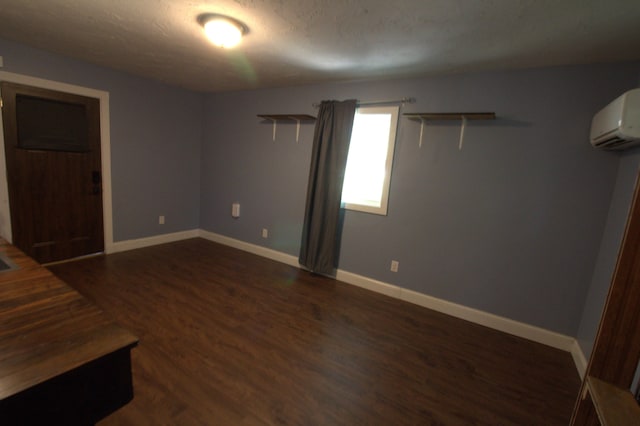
[198, 13, 248, 49]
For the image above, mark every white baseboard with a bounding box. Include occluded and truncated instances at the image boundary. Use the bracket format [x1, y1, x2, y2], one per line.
[337, 268, 575, 352]
[405, 287, 576, 351]
[198, 231, 577, 354]
[110, 229, 200, 253]
[571, 340, 589, 379]
[198, 230, 300, 267]
[113, 229, 583, 371]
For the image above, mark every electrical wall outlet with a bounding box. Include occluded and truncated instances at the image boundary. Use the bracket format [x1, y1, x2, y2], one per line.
[159, 215, 165, 225]
[231, 202, 240, 218]
[390, 260, 399, 272]
[262, 228, 268, 238]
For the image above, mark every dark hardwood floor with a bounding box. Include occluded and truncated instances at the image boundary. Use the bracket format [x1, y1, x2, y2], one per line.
[48, 238, 581, 425]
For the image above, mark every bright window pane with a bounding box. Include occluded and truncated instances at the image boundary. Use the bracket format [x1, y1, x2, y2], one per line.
[341, 105, 398, 215]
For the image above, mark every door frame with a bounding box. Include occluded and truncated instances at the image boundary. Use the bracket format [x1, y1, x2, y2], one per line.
[0, 71, 113, 254]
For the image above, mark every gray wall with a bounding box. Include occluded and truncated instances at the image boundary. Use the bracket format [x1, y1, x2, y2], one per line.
[3, 35, 640, 339]
[0, 38, 203, 241]
[576, 149, 640, 359]
[201, 63, 640, 336]
[575, 71, 640, 359]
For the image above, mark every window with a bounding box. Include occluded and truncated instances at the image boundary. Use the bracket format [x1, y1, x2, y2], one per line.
[341, 105, 399, 215]
[16, 95, 89, 152]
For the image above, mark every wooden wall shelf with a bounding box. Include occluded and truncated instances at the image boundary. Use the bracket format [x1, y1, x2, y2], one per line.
[403, 112, 496, 121]
[257, 114, 316, 121]
[257, 114, 316, 142]
[403, 112, 496, 148]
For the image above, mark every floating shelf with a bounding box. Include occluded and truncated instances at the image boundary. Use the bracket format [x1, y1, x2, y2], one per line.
[404, 112, 496, 149]
[257, 114, 316, 142]
[404, 112, 496, 121]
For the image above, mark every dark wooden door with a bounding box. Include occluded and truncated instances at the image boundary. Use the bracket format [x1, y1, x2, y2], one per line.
[1, 82, 104, 264]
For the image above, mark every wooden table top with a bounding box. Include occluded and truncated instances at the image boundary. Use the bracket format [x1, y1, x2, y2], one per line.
[0, 240, 138, 400]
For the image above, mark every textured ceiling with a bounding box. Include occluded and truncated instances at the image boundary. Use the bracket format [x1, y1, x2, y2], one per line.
[0, 0, 639, 93]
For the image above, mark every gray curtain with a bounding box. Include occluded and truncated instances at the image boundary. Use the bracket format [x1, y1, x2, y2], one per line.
[299, 99, 357, 277]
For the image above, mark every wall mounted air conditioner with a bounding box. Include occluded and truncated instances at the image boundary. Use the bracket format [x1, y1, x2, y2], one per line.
[590, 88, 640, 150]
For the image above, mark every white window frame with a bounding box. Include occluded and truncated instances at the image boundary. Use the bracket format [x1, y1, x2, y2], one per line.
[341, 105, 399, 215]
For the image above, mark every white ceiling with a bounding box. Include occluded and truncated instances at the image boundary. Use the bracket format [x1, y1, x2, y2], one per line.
[0, 0, 639, 93]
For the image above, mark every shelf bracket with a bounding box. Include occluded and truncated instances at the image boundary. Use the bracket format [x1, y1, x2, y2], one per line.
[257, 114, 316, 143]
[269, 119, 277, 141]
[459, 116, 468, 151]
[403, 112, 495, 150]
[294, 118, 301, 143]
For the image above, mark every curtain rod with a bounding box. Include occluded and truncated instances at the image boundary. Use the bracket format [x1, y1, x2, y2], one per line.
[312, 97, 415, 108]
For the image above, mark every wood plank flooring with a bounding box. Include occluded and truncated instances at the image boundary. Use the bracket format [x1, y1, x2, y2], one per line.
[48, 238, 581, 425]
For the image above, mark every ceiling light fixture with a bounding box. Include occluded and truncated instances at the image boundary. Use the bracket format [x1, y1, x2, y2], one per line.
[198, 14, 248, 49]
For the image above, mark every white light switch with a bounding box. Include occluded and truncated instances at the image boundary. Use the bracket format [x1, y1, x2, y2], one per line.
[0, 56, 3, 68]
[231, 203, 240, 218]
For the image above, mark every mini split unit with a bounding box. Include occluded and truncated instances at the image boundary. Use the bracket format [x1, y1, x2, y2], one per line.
[590, 88, 640, 150]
